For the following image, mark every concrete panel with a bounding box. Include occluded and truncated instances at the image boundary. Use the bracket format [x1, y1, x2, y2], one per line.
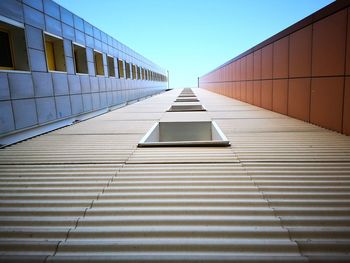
[106, 78, 112, 91]
[92, 92, 100, 109]
[84, 21, 93, 36]
[88, 62, 95, 76]
[55, 95, 71, 118]
[45, 15, 62, 36]
[23, 0, 43, 11]
[63, 39, 73, 57]
[43, 0, 60, 19]
[343, 77, 350, 135]
[253, 81, 261, 107]
[68, 75, 81, 94]
[107, 91, 113, 106]
[36, 97, 57, 123]
[312, 10, 347, 76]
[94, 39, 102, 50]
[288, 78, 311, 122]
[0, 73, 10, 101]
[0, 101, 15, 134]
[62, 23, 75, 40]
[8, 73, 34, 99]
[28, 48, 47, 72]
[273, 37, 289, 79]
[98, 77, 106, 92]
[100, 92, 107, 107]
[310, 77, 344, 132]
[272, 79, 288, 115]
[86, 48, 93, 62]
[73, 15, 84, 31]
[70, 94, 83, 115]
[12, 99, 38, 129]
[0, 0, 23, 22]
[289, 25, 312, 78]
[23, 5, 45, 29]
[90, 77, 99, 92]
[85, 35, 94, 48]
[32, 72, 53, 97]
[261, 80, 273, 110]
[26, 25, 44, 51]
[261, 44, 273, 80]
[80, 75, 91, 93]
[82, 93, 92, 112]
[65, 57, 75, 74]
[93, 27, 101, 40]
[75, 29, 85, 45]
[52, 73, 69, 95]
[60, 6, 74, 26]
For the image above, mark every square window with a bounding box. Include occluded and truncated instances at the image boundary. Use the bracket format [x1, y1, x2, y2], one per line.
[107, 55, 115, 77]
[125, 62, 131, 79]
[44, 33, 66, 72]
[132, 64, 136, 80]
[73, 44, 88, 74]
[117, 59, 124, 78]
[0, 21, 29, 71]
[94, 50, 104, 76]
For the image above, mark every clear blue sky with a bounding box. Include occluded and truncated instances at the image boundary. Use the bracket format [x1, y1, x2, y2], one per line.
[55, 0, 334, 88]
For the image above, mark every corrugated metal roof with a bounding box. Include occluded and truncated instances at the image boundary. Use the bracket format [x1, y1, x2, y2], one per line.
[0, 89, 349, 262]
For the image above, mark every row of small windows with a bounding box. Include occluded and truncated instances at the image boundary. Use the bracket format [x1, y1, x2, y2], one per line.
[0, 19, 167, 82]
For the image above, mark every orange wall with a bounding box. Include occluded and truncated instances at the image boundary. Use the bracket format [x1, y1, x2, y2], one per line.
[199, 1, 350, 135]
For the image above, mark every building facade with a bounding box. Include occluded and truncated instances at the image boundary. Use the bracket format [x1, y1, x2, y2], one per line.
[199, 0, 350, 136]
[0, 0, 168, 145]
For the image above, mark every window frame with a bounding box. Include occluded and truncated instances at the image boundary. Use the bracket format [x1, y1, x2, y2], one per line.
[43, 32, 66, 73]
[0, 27, 15, 70]
[107, 55, 115, 77]
[93, 49, 104, 76]
[72, 42, 88, 75]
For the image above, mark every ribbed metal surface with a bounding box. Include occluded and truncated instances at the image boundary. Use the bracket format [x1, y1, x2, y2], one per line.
[0, 89, 349, 262]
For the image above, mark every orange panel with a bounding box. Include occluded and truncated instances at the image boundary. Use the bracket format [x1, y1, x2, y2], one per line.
[273, 37, 289, 78]
[235, 60, 241, 81]
[253, 49, 262, 80]
[240, 57, 247, 81]
[312, 10, 347, 76]
[230, 82, 234, 98]
[228, 63, 233, 82]
[236, 81, 241, 100]
[346, 8, 350, 75]
[288, 78, 311, 122]
[343, 77, 350, 135]
[240, 81, 247, 102]
[246, 81, 253, 104]
[261, 80, 273, 110]
[289, 25, 312, 78]
[272, 79, 288, 114]
[262, 44, 273, 79]
[310, 77, 344, 132]
[253, 81, 261, 107]
[246, 53, 253, 80]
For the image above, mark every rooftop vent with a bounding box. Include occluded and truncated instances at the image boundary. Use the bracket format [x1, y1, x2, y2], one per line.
[167, 104, 206, 112]
[138, 121, 230, 147]
[175, 97, 199, 102]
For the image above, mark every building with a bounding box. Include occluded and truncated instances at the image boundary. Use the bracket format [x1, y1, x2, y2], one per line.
[199, 0, 350, 136]
[0, 0, 350, 262]
[0, 0, 168, 146]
